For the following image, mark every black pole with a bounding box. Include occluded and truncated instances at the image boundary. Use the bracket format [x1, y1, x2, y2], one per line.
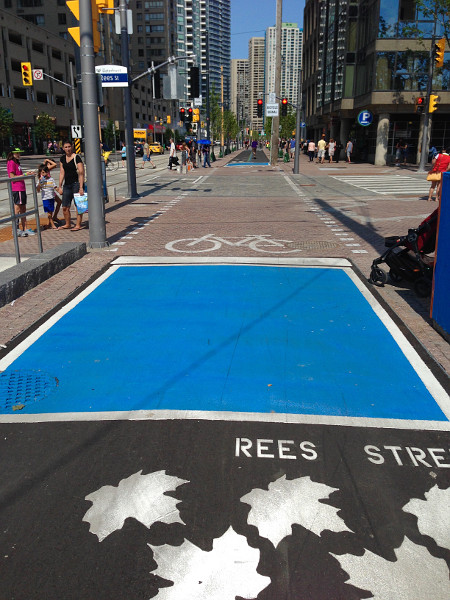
[418, 33, 436, 173]
[206, 30, 210, 141]
[120, 0, 138, 198]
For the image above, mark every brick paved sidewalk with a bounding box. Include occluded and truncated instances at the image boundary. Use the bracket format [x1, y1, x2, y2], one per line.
[0, 149, 448, 377]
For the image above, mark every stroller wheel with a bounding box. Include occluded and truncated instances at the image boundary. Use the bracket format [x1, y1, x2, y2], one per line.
[389, 269, 403, 283]
[369, 267, 387, 286]
[413, 277, 432, 298]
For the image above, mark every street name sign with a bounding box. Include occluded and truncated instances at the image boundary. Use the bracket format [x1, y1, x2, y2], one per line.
[266, 103, 279, 117]
[95, 65, 128, 88]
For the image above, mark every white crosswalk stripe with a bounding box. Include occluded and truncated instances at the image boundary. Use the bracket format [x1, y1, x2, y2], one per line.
[330, 175, 430, 195]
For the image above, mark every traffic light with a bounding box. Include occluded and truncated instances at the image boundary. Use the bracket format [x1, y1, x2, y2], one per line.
[257, 98, 263, 118]
[21, 62, 32, 86]
[67, 0, 111, 53]
[187, 107, 193, 123]
[415, 97, 425, 114]
[281, 98, 288, 116]
[179, 108, 185, 123]
[167, 115, 171, 124]
[429, 94, 439, 113]
[434, 38, 445, 69]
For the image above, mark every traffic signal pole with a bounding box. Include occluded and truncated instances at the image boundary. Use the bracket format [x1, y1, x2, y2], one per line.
[119, 0, 138, 199]
[418, 33, 436, 173]
[293, 69, 302, 175]
[270, 0, 282, 166]
[79, 0, 108, 248]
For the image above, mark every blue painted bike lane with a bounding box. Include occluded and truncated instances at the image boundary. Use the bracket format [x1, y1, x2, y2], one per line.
[1, 258, 449, 600]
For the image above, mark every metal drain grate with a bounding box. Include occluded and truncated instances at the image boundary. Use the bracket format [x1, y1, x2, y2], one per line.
[284, 241, 339, 250]
[0, 370, 58, 412]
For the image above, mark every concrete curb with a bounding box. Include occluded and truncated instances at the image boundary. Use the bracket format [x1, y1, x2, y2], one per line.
[0, 242, 86, 308]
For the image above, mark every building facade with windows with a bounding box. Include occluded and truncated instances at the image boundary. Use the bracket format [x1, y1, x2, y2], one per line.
[248, 36, 265, 134]
[230, 58, 249, 128]
[0, 8, 76, 151]
[303, 0, 450, 164]
[264, 23, 302, 108]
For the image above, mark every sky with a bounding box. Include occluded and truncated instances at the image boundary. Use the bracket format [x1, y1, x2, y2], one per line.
[231, 0, 304, 59]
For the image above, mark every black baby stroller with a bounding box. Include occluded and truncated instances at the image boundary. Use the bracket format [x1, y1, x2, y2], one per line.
[369, 209, 439, 297]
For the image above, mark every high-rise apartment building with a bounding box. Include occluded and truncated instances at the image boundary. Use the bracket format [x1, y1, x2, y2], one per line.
[207, 0, 231, 105]
[265, 23, 302, 107]
[303, 0, 450, 164]
[248, 37, 265, 133]
[177, 0, 230, 107]
[2, 0, 125, 138]
[129, 0, 178, 131]
[230, 59, 249, 126]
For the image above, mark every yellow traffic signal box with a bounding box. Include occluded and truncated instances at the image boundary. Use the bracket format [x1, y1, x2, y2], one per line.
[434, 38, 445, 69]
[67, 0, 110, 53]
[429, 94, 439, 113]
[21, 62, 32, 86]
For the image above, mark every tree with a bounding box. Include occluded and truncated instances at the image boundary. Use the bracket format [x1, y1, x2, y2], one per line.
[209, 86, 222, 142]
[415, 1, 450, 47]
[0, 107, 14, 151]
[34, 112, 56, 144]
[103, 119, 118, 150]
[223, 110, 239, 142]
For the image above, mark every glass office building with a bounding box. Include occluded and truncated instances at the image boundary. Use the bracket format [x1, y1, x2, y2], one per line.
[303, 0, 450, 164]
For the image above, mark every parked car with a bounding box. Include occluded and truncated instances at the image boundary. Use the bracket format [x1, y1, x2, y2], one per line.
[148, 142, 164, 154]
[134, 143, 144, 157]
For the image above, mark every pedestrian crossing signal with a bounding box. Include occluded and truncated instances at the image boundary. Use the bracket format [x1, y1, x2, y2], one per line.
[415, 97, 425, 114]
[21, 62, 32, 86]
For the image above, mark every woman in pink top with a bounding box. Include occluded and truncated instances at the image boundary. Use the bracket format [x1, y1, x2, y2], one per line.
[7, 148, 34, 237]
[427, 147, 450, 202]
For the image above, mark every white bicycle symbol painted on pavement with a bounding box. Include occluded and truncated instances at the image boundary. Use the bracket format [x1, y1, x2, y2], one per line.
[165, 234, 301, 254]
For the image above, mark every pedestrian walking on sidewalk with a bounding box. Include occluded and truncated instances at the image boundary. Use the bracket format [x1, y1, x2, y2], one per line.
[307, 140, 315, 162]
[327, 138, 336, 163]
[168, 138, 176, 170]
[7, 148, 35, 237]
[121, 144, 127, 167]
[317, 135, 327, 164]
[57, 139, 85, 231]
[202, 143, 212, 167]
[346, 139, 353, 163]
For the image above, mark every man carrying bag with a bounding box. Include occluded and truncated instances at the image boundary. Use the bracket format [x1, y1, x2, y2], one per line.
[57, 139, 85, 231]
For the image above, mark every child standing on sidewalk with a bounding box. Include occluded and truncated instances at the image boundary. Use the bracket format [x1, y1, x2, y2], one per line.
[36, 163, 61, 230]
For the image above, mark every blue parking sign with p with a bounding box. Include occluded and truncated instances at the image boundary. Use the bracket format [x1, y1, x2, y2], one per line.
[358, 110, 373, 126]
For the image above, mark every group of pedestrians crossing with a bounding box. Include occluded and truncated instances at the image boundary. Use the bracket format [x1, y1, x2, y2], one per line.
[304, 136, 351, 163]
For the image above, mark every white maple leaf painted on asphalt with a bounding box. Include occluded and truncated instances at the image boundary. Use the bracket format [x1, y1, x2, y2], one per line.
[332, 537, 450, 600]
[149, 526, 270, 600]
[83, 470, 188, 541]
[403, 485, 450, 551]
[240, 475, 351, 547]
